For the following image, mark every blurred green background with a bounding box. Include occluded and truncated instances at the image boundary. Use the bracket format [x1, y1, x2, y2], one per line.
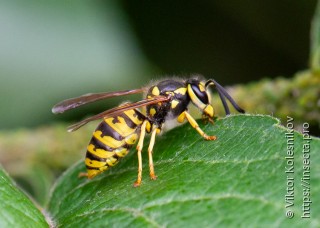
[0, 0, 317, 129]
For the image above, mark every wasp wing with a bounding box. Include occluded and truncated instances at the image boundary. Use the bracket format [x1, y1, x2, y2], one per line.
[67, 95, 171, 132]
[52, 88, 146, 114]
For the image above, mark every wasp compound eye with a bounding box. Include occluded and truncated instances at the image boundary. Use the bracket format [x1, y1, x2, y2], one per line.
[190, 83, 209, 104]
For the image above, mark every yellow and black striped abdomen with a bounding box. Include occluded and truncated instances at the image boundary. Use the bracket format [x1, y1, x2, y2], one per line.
[85, 109, 144, 178]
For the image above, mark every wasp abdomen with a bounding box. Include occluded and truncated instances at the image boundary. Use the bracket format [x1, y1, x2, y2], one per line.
[85, 109, 144, 178]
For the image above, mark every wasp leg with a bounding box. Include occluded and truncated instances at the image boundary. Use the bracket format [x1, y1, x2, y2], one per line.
[208, 117, 215, 124]
[78, 172, 88, 178]
[202, 114, 215, 124]
[179, 111, 217, 140]
[133, 120, 148, 187]
[148, 128, 158, 180]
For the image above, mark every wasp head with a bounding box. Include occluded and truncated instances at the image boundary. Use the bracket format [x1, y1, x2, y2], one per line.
[186, 79, 214, 118]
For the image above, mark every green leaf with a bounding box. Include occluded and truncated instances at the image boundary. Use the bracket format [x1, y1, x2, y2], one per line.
[47, 115, 319, 227]
[0, 165, 49, 227]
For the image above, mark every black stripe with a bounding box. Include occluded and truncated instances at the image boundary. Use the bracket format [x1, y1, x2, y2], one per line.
[97, 120, 124, 141]
[122, 143, 133, 150]
[112, 153, 121, 160]
[132, 109, 146, 121]
[120, 113, 137, 129]
[90, 136, 114, 152]
[86, 165, 105, 170]
[86, 149, 107, 162]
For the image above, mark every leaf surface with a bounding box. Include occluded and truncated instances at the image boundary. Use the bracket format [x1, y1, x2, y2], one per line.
[0, 165, 49, 227]
[47, 115, 320, 227]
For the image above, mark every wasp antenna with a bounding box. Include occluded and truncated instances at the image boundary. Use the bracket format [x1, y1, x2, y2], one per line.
[214, 81, 245, 113]
[216, 91, 231, 115]
[206, 79, 245, 114]
[206, 79, 230, 115]
[205, 80, 214, 87]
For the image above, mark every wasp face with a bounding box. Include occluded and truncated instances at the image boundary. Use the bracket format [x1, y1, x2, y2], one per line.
[186, 79, 214, 118]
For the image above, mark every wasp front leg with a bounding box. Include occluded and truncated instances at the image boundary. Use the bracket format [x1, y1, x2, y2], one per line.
[178, 111, 217, 141]
[202, 113, 215, 125]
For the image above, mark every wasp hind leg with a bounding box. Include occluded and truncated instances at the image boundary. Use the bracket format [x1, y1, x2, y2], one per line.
[133, 120, 148, 187]
[178, 111, 217, 141]
[148, 127, 158, 181]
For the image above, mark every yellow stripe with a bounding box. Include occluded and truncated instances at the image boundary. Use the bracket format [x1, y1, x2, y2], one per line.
[85, 158, 106, 168]
[93, 130, 124, 148]
[150, 108, 156, 116]
[151, 86, 160, 95]
[199, 82, 205, 92]
[204, 105, 214, 117]
[174, 87, 187, 95]
[146, 121, 152, 133]
[114, 147, 128, 157]
[125, 133, 138, 145]
[124, 109, 143, 125]
[87, 144, 115, 159]
[86, 166, 109, 179]
[106, 156, 118, 166]
[188, 84, 206, 109]
[177, 111, 186, 123]
[105, 117, 136, 137]
[171, 99, 179, 109]
[86, 169, 100, 179]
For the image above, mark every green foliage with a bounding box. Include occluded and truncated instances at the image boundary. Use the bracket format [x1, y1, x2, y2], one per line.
[1, 115, 319, 227]
[212, 71, 320, 135]
[0, 165, 48, 228]
[0, 125, 85, 205]
[45, 115, 319, 227]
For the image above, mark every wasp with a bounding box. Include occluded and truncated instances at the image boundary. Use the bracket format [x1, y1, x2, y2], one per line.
[52, 76, 244, 187]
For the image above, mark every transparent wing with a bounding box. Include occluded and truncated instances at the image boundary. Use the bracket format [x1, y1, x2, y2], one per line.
[52, 88, 146, 114]
[67, 95, 171, 132]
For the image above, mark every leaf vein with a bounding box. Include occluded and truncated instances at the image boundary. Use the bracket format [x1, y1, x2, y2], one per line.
[74, 207, 163, 228]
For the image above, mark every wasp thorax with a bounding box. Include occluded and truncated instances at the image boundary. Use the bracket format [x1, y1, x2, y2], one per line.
[145, 80, 191, 125]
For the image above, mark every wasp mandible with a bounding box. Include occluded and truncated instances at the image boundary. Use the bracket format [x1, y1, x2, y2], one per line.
[52, 76, 244, 187]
